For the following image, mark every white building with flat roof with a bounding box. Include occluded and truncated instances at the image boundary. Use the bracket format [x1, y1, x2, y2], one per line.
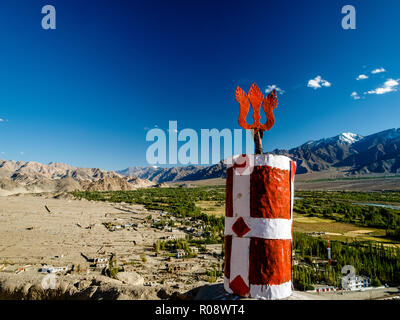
[342, 275, 370, 291]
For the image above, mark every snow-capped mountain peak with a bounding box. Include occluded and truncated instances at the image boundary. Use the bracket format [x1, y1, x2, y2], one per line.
[300, 132, 363, 148]
[338, 132, 363, 144]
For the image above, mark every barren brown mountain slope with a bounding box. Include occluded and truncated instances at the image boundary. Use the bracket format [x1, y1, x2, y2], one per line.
[0, 159, 154, 194]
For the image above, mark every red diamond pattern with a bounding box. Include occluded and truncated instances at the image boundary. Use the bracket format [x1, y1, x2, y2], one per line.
[229, 275, 249, 297]
[232, 217, 251, 237]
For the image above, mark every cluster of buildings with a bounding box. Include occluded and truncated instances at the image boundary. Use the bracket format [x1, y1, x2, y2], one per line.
[151, 213, 209, 238]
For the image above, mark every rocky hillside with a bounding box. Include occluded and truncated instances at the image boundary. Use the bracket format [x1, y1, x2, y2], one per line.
[336, 129, 400, 174]
[278, 129, 400, 175]
[0, 160, 154, 194]
[274, 132, 364, 174]
[80, 177, 154, 192]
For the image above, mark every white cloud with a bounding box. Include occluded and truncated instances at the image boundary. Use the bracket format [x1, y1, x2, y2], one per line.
[371, 68, 386, 74]
[265, 84, 285, 95]
[365, 78, 399, 95]
[356, 74, 368, 80]
[307, 76, 331, 90]
[0, 118, 4, 122]
[351, 92, 360, 100]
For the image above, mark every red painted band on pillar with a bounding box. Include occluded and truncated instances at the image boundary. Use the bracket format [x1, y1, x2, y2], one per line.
[250, 166, 291, 219]
[249, 238, 292, 286]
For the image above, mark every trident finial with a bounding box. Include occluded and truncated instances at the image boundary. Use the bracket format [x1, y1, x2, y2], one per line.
[235, 83, 278, 154]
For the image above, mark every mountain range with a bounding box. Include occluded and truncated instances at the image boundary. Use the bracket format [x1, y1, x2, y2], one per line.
[1, 127, 399, 194]
[118, 128, 400, 183]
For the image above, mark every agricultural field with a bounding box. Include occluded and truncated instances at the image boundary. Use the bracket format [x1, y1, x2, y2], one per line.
[292, 213, 388, 243]
[294, 191, 400, 241]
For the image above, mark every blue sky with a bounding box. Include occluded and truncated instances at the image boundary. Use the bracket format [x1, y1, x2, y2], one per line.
[0, 0, 399, 170]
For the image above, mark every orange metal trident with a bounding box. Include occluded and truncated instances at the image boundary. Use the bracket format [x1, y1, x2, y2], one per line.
[235, 83, 278, 154]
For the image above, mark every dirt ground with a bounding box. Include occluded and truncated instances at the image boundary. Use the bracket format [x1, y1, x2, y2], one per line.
[0, 193, 222, 299]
